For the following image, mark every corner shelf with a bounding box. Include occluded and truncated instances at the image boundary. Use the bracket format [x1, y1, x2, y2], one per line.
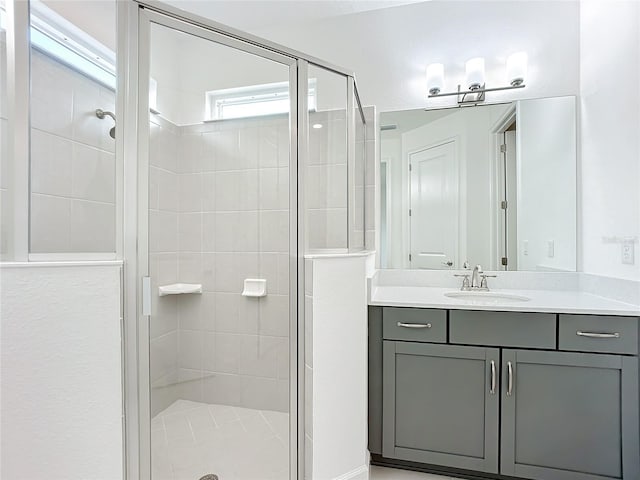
[158, 283, 202, 297]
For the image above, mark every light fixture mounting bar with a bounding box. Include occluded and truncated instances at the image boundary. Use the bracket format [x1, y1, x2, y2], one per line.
[428, 83, 526, 98]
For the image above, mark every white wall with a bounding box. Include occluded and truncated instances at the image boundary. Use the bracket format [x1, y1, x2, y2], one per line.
[517, 97, 577, 272]
[308, 254, 370, 480]
[252, 1, 581, 112]
[0, 263, 123, 480]
[580, 0, 640, 281]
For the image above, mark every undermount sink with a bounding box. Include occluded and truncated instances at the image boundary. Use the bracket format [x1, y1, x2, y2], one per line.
[444, 291, 531, 304]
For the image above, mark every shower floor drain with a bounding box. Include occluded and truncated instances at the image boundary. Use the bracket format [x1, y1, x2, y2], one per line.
[198, 475, 219, 480]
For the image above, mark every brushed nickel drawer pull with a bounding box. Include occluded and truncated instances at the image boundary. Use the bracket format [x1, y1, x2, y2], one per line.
[576, 331, 620, 339]
[490, 360, 496, 395]
[507, 361, 514, 397]
[397, 322, 432, 329]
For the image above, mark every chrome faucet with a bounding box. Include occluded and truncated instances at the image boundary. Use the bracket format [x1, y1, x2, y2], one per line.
[471, 264, 482, 288]
[454, 264, 496, 291]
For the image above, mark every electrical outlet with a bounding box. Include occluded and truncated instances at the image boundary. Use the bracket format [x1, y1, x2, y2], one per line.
[547, 240, 555, 258]
[523, 240, 529, 256]
[622, 243, 635, 265]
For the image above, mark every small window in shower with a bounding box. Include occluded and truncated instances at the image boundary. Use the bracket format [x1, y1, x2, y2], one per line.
[206, 78, 316, 120]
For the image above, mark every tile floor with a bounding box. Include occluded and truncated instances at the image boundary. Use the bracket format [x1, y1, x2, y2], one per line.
[151, 400, 289, 480]
[370, 465, 454, 480]
[152, 400, 455, 480]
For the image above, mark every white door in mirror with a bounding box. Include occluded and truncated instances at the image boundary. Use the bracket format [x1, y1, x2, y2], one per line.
[410, 141, 458, 269]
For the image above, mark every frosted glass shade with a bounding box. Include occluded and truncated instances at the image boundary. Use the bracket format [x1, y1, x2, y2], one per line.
[426, 63, 444, 95]
[507, 51, 528, 86]
[465, 57, 485, 90]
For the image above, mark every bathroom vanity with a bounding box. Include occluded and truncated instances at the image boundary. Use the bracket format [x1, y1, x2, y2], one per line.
[368, 295, 640, 480]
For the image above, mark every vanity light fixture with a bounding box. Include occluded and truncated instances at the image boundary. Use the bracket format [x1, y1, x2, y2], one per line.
[426, 63, 444, 95]
[427, 51, 527, 106]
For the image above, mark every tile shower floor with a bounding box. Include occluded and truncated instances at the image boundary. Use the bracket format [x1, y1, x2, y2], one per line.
[152, 400, 289, 480]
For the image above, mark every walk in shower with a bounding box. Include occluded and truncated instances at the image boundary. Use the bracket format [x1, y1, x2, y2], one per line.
[125, 3, 369, 480]
[0, 0, 368, 477]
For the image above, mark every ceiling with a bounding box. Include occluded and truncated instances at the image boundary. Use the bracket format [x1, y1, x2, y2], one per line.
[164, 0, 428, 32]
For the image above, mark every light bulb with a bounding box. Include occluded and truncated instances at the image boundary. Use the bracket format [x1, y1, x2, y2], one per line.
[465, 57, 485, 90]
[507, 51, 528, 86]
[426, 63, 444, 95]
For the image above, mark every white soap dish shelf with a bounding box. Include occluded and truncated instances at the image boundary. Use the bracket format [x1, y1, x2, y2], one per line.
[158, 283, 203, 297]
[242, 279, 267, 297]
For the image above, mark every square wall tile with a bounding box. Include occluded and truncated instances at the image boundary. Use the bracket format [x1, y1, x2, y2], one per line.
[202, 372, 242, 406]
[179, 174, 202, 213]
[259, 210, 289, 253]
[259, 167, 289, 210]
[30, 193, 71, 253]
[150, 331, 178, 382]
[238, 335, 278, 378]
[214, 293, 259, 335]
[70, 200, 115, 252]
[30, 129, 72, 197]
[178, 329, 204, 370]
[71, 142, 115, 203]
[30, 53, 74, 138]
[204, 332, 241, 374]
[259, 294, 289, 337]
[214, 211, 259, 253]
[178, 133, 203, 174]
[178, 212, 202, 252]
[215, 170, 258, 212]
[149, 210, 178, 253]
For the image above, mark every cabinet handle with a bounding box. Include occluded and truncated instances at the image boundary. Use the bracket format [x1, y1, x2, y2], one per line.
[576, 331, 620, 339]
[507, 361, 514, 397]
[397, 322, 432, 329]
[490, 360, 496, 395]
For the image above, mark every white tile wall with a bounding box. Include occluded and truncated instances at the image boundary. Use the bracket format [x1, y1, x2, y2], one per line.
[29, 50, 117, 254]
[149, 116, 293, 413]
[150, 99, 370, 417]
[149, 116, 181, 416]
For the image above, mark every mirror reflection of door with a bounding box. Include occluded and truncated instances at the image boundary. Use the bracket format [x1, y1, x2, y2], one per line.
[409, 141, 458, 269]
[497, 127, 518, 271]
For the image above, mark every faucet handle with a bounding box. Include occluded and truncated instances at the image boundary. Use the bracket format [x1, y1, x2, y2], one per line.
[454, 274, 471, 290]
[480, 274, 497, 289]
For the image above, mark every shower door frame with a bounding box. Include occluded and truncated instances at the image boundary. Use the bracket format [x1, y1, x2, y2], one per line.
[121, 2, 363, 479]
[122, 3, 307, 480]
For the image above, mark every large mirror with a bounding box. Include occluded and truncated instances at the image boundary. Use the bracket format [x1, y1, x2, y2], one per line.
[380, 96, 576, 271]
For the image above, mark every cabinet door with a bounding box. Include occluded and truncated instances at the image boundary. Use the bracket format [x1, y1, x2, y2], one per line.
[501, 350, 639, 480]
[383, 341, 500, 473]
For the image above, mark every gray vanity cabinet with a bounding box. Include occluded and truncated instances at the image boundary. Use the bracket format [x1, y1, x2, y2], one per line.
[500, 349, 639, 480]
[369, 306, 640, 480]
[382, 341, 500, 473]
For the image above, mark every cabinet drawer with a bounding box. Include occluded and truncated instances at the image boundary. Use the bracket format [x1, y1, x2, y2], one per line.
[450, 310, 556, 349]
[382, 308, 447, 343]
[559, 315, 639, 354]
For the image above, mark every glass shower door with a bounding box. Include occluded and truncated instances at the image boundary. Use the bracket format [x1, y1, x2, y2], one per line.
[140, 11, 296, 480]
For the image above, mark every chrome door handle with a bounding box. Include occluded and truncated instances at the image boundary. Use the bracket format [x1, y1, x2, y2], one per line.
[490, 360, 496, 395]
[576, 331, 620, 339]
[507, 361, 514, 396]
[397, 322, 432, 329]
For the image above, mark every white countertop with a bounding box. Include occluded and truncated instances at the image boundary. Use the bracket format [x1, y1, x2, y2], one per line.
[369, 285, 640, 316]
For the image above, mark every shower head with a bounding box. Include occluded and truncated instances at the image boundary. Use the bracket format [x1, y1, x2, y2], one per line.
[96, 108, 116, 139]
